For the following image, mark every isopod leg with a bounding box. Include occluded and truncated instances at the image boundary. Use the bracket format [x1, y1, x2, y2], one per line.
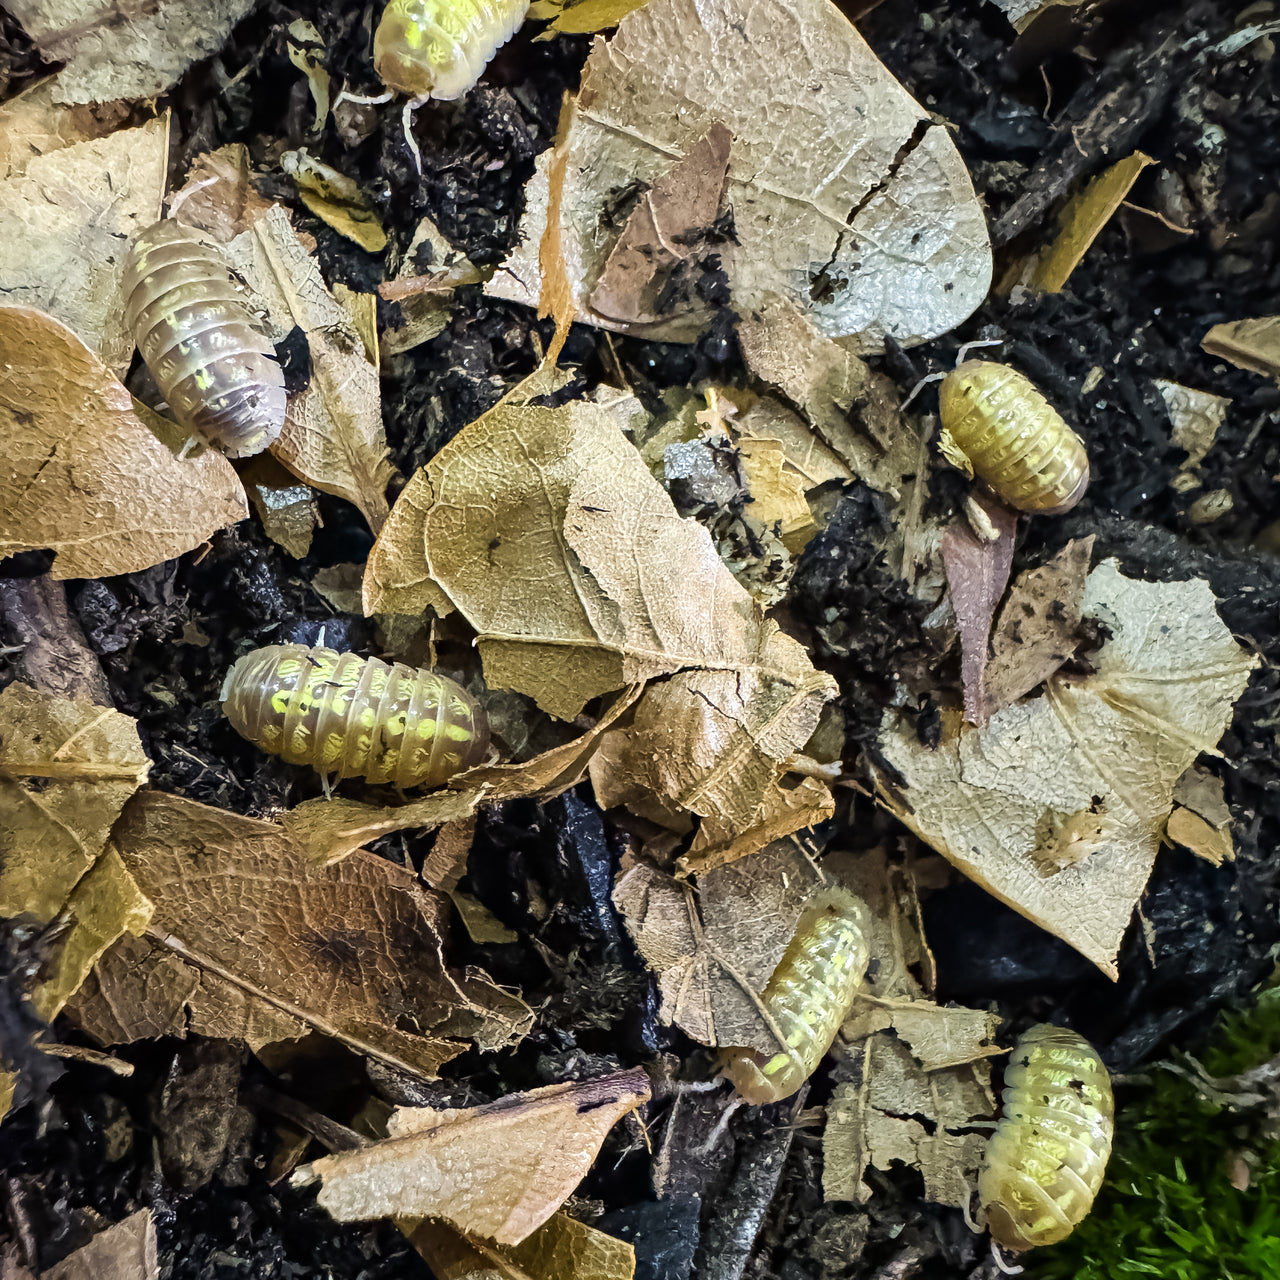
[955, 337, 1004, 365]
[991, 1241, 1024, 1276]
[402, 97, 428, 175]
[899, 369, 945, 411]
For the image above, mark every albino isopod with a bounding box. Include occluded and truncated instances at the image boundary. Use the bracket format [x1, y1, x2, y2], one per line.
[122, 221, 286, 459]
[220, 644, 489, 787]
[720, 887, 871, 1105]
[938, 361, 1090, 514]
[977, 1024, 1114, 1252]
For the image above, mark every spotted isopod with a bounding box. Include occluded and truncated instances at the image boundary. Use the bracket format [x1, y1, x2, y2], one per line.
[977, 1024, 1114, 1252]
[122, 221, 286, 459]
[938, 361, 1090, 514]
[720, 887, 871, 1105]
[220, 644, 489, 787]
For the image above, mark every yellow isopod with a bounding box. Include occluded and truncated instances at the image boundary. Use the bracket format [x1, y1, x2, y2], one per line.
[977, 1024, 1114, 1252]
[720, 887, 871, 1105]
[938, 361, 1090, 514]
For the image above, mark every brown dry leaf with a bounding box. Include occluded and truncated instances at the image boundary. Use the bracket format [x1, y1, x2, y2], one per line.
[736, 439, 817, 555]
[1154, 379, 1231, 493]
[282, 149, 388, 253]
[299, 1070, 650, 1242]
[589, 123, 731, 328]
[527, 0, 650, 35]
[169, 145, 275, 243]
[0, 1071, 15, 1126]
[941, 497, 1019, 725]
[240, 454, 319, 560]
[282, 686, 642, 865]
[1202, 316, 1280, 378]
[229, 205, 396, 533]
[1021, 152, 1155, 293]
[489, 0, 990, 349]
[0, 684, 153, 1017]
[874, 560, 1258, 976]
[590, 669, 834, 871]
[69, 792, 529, 1075]
[0, 308, 249, 578]
[379, 216, 482, 357]
[0, 574, 112, 705]
[42, 1209, 157, 1280]
[408, 1212, 634, 1280]
[5, 0, 256, 105]
[0, 113, 167, 373]
[1168, 765, 1235, 865]
[0, 79, 147, 180]
[365, 400, 826, 720]
[736, 298, 919, 496]
[536, 94, 578, 366]
[734, 395, 853, 491]
[982, 536, 1094, 718]
[312, 563, 366, 615]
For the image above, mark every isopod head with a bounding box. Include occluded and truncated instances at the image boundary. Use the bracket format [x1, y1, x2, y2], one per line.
[938, 361, 1089, 514]
[220, 643, 490, 787]
[720, 886, 871, 1105]
[977, 1023, 1114, 1252]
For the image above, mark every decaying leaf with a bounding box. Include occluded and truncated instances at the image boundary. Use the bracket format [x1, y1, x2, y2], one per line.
[1168, 764, 1235, 866]
[287, 20, 331, 134]
[379, 216, 482, 357]
[240, 454, 319, 560]
[875, 560, 1259, 976]
[982, 537, 1095, 719]
[1202, 316, 1280, 379]
[168, 144, 275, 243]
[991, 0, 1086, 31]
[1154, 379, 1231, 493]
[0, 113, 167, 373]
[0, 308, 249, 579]
[488, 0, 991, 349]
[0, 79, 147, 181]
[365, 399, 830, 722]
[69, 792, 530, 1076]
[229, 205, 397, 532]
[407, 1212, 635, 1280]
[281, 149, 387, 253]
[527, 0, 650, 36]
[4, 0, 256, 105]
[941, 496, 1018, 724]
[38, 1209, 158, 1280]
[0, 684, 153, 1018]
[299, 1070, 650, 1242]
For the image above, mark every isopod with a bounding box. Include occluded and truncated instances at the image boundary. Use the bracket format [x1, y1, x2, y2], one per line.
[977, 1023, 1114, 1252]
[938, 361, 1090, 514]
[122, 220, 286, 459]
[220, 644, 489, 787]
[720, 887, 871, 1105]
[374, 0, 531, 102]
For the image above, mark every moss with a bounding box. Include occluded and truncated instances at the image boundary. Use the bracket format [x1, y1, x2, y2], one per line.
[1030, 985, 1280, 1280]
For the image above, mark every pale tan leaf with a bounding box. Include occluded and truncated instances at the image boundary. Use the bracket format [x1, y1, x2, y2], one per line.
[0, 308, 249, 578]
[168, 144, 275, 243]
[874, 560, 1258, 976]
[0, 114, 167, 373]
[43, 1209, 157, 1280]
[282, 149, 387, 253]
[1154, 379, 1230, 492]
[734, 396, 853, 491]
[0, 79, 148, 180]
[1202, 316, 1280, 379]
[68, 792, 528, 1074]
[301, 1071, 650, 1242]
[488, 0, 990, 349]
[240, 454, 319, 559]
[230, 205, 396, 533]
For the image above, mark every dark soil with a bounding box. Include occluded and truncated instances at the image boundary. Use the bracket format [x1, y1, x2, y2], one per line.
[3, 0, 1280, 1277]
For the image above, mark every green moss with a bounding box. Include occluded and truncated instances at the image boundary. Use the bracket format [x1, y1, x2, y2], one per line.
[1029, 985, 1280, 1280]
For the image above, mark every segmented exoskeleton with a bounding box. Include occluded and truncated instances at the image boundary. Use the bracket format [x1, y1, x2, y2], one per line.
[122, 221, 286, 458]
[938, 361, 1090, 514]
[977, 1024, 1114, 1252]
[220, 644, 489, 787]
[721, 887, 871, 1105]
[374, 0, 531, 101]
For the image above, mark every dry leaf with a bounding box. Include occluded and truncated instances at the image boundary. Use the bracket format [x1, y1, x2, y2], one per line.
[874, 560, 1258, 976]
[0, 114, 167, 373]
[380, 216, 481, 357]
[488, 0, 990, 349]
[1168, 765, 1235, 865]
[168, 145, 275, 243]
[281, 685, 642, 864]
[991, 0, 1086, 33]
[527, 0, 650, 35]
[42, 1209, 157, 1280]
[408, 1212, 635, 1280]
[1202, 316, 1280, 379]
[737, 439, 817, 555]
[1154, 379, 1231, 493]
[229, 205, 396, 533]
[282, 149, 388, 253]
[5, 0, 256, 105]
[0, 575, 113, 705]
[941, 497, 1019, 725]
[287, 20, 331, 134]
[589, 123, 731, 328]
[0, 79, 147, 180]
[240, 454, 319, 559]
[299, 1070, 650, 1242]
[734, 396, 853, 491]
[69, 792, 530, 1075]
[365, 400, 827, 721]
[0, 308, 249, 578]
[0, 1072, 15, 1127]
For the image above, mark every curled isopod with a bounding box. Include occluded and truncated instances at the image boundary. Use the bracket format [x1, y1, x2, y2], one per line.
[720, 887, 871, 1105]
[938, 361, 1090, 514]
[220, 644, 489, 787]
[374, 0, 531, 101]
[122, 220, 286, 458]
[977, 1024, 1114, 1252]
